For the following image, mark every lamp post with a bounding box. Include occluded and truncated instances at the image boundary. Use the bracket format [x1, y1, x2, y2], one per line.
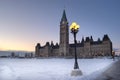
[70, 22, 82, 76]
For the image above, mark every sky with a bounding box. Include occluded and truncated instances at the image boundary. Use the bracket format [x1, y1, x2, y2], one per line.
[0, 0, 120, 51]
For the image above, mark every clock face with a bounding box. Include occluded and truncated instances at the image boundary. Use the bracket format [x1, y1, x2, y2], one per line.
[62, 21, 65, 24]
[61, 21, 68, 24]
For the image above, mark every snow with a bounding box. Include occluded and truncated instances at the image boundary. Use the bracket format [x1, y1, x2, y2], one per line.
[0, 58, 114, 80]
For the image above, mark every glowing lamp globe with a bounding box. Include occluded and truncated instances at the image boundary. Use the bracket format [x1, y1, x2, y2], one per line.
[70, 22, 80, 33]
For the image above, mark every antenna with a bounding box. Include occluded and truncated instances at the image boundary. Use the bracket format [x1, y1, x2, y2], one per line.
[64, 5, 66, 10]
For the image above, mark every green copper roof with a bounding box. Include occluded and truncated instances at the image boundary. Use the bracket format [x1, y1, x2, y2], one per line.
[61, 10, 67, 22]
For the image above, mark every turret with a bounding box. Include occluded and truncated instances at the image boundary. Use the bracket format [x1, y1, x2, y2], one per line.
[90, 36, 93, 42]
[51, 41, 54, 47]
[85, 37, 90, 42]
[103, 34, 110, 41]
[81, 37, 84, 44]
[35, 43, 41, 57]
[102, 34, 112, 56]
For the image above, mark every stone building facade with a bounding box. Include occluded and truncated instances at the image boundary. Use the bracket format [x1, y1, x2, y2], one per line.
[35, 10, 112, 58]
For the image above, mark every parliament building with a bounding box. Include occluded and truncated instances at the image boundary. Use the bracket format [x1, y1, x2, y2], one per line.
[35, 10, 112, 58]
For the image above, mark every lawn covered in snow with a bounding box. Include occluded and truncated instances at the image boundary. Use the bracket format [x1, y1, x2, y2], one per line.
[0, 58, 114, 80]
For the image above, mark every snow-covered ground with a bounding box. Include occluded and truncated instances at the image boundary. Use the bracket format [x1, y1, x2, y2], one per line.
[0, 58, 114, 80]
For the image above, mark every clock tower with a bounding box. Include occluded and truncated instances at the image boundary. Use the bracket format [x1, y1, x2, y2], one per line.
[59, 10, 69, 56]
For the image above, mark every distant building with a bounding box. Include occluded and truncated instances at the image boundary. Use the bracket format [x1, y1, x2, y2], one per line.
[35, 10, 112, 58]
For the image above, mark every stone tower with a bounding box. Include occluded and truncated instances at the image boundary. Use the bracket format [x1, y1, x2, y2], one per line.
[59, 10, 69, 56]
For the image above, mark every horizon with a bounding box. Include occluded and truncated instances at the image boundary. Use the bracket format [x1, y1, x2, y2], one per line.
[0, 0, 120, 51]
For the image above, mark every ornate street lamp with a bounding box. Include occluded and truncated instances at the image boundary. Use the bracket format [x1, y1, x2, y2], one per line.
[70, 22, 82, 76]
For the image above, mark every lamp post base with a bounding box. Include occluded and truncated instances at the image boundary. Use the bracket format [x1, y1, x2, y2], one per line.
[71, 69, 82, 76]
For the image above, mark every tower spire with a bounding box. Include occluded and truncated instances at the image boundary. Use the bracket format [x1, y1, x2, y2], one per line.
[61, 10, 67, 22]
